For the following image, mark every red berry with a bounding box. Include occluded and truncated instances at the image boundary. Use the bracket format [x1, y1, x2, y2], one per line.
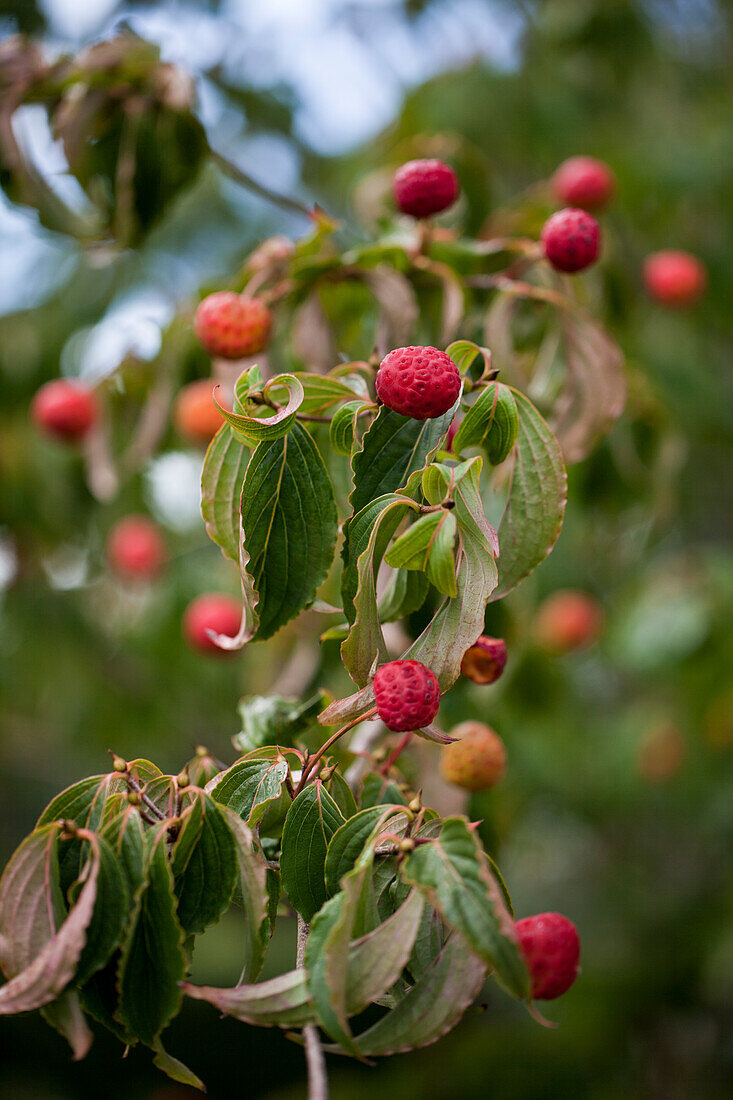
[373, 659, 441, 732]
[643, 250, 707, 307]
[194, 292, 272, 359]
[534, 590, 603, 654]
[183, 594, 241, 654]
[107, 515, 166, 581]
[541, 208, 600, 273]
[31, 379, 97, 442]
[393, 159, 459, 219]
[174, 379, 226, 444]
[552, 156, 616, 211]
[515, 912, 580, 1000]
[460, 635, 507, 685]
[376, 345, 460, 420]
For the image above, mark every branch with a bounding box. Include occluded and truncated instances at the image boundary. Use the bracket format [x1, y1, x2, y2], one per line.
[212, 151, 315, 221]
[296, 915, 329, 1100]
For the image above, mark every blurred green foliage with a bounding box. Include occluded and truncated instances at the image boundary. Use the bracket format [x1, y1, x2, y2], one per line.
[0, 1, 731, 1098]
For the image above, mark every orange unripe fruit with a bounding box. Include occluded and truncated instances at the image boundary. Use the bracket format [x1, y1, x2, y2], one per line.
[460, 635, 507, 684]
[183, 594, 240, 654]
[440, 721, 507, 792]
[106, 515, 166, 580]
[174, 379, 225, 444]
[534, 590, 603, 654]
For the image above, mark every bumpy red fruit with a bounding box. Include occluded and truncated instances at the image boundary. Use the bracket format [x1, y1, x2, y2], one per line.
[460, 635, 507, 685]
[440, 721, 507, 792]
[31, 379, 97, 442]
[393, 159, 459, 219]
[194, 292, 272, 359]
[534, 590, 603, 654]
[515, 912, 580, 1000]
[376, 345, 460, 420]
[183, 594, 240, 654]
[541, 208, 600, 273]
[643, 250, 707, 307]
[373, 659, 441, 732]
[552, 156, 616, 211]
[107, 515, 166, 580]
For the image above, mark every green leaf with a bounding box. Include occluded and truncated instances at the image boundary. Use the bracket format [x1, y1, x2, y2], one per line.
[384, 509, 458, 598]
[349, 402, 457, 518]
[342, 493, 415, 627]
[377, 568, 430, 623]
[217, 806, 269, 983]
[37, 772, 122, 892]
[201, 425, 250, 562]
[280, 782, 345, 921]
[41, 992, 93, 1061]
[115, 829, 187, 1046]
[217, 372, 304, 446]
[324, 770, 358, 821]
[183, 967, 314, 1029]
[359, 774, 408, 810]
[0, 826, 104, 1015]
[324, 806, 407, 897]
[206, 750, 292, 831]
[99, 797, 146, 898]
[240, 421, 338, 640]
[446, 339, 492, 380]
[152, 1039, 205, 1092]
[291, 371, 370, 415]
[326, 932, 487, 1057]
[400, 817, 529, 1000]
[405, 458, 498, 688]
[73, 835, 129, 986]
[452, 382, 518, 465]
[173, 792, 238, 935]
[233, 691, 327, 754]
[490, 388, 567, 601]
[330, 399, 368, 456]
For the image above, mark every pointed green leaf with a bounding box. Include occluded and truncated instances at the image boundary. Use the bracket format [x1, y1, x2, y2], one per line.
[324, 770, 358, 820]
[290, 371, 370, 415]
[452, 381, 518, 464]
[152, 1039, 205, 1092]
[330, 399, 369, 456]
[324, 806, 407, 897]
[173, 792, 238, 935]
[41, 991, 93, 1061]
[73, 834, 129, 986]
[385, 509, 458, 597]
[217, 372, 304, 445]
[400, 817, 529, 1000]
[490, 388, 567, 601]
[446, 339, 492, 380]
[201, 424, 250, 562]
[377, 568, 430, 623]
[99, 798, 147, 899]
[183, 967, 314, 1028]
[115, 829, 187, 1045]
[233, 691, 327, 754]
[217, 805, 269, 983]
[206, 750, 292, 831]
[280, 782, 345, 921]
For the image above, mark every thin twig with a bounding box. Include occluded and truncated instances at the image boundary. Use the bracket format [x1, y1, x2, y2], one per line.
[378, 730, 413, 776]
[297, 915, 329, 1100]
[212, 151, 315, 221]
[123, 773, 166, 821]
[296, 707, 378, 792]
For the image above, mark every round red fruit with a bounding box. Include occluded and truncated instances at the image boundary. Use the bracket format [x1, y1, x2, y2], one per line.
[552, 156, 616, 211]
[541, 208, 600, 273]
[373, 659, 441, 732]
[534, 590, 603, 654]
[643, 250, 707, 307]
[107, 515, 166, 580]
[376, 345, 460, 420]
[183, 594, 240, 654]
[460, 635, 507, 685]
[393, 159, 459, 219]
[194, 292, 272, 359]
[515, 912, 580, 1000]
[31, 379, 97, 442]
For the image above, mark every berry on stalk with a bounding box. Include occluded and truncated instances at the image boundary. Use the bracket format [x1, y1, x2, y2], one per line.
[107, 515, 166, 580]
[183, 594, 240, 654]
[376, 345, 460, 420]
[552, 156, 616, 211]
[643, 250, 707, 307]
[460, 635, 507, 685]
[541, 208, 600, 273]
[31, 379, 97, 442]
[194, 292, 272, 359]
[440, 721, 507, 791]
[174, 379, 225, 445]
[373, 659, 441, 732]
[515, 912, 580, 1000]
[393, 159, 459, 219]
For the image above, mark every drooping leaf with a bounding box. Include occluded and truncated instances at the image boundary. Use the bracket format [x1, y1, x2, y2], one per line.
[201, 425, 250, 562]
[115, 829, 187, 1045]
[0, 826, 104, 1015]
[183, 967, 314, 1029]
[99, 798, 147, 899]
[240, 421, 338, 640]
[280, 782, 345, 921]
[233, 691, 327, 754]
[206, 750, 292, 831]
[173, 792, 238, 935]
[384, 508, 458, 597]
[41, 992, 93, 1061]
[217, 806, 269, 983]
[326, 932, 486, 1057]
[152, 1039, 205, 1092]
[324, 806, 407, 897]
[400, 817, 529, 1000]
[404, 458, 498, 688]
[72, 835, 129, 987]
[489, 388, 566, 601]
